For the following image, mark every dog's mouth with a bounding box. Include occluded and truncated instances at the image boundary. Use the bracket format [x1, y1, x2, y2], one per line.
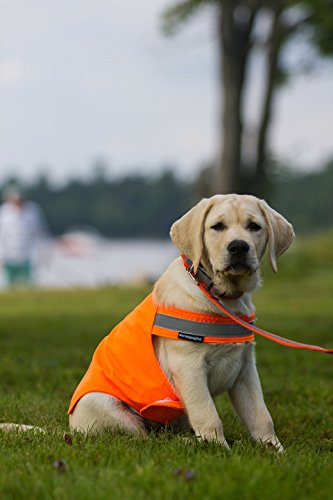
[223, 262, 254, 276]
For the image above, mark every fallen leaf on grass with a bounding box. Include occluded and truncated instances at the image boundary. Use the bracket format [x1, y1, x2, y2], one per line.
[53, 459, 67, 474]
[184, 470, 196, 481]
[63, 432, 73, 446]
[173, 468, 196, 481]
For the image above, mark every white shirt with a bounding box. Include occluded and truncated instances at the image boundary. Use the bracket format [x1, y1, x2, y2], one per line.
[0, 201, 48, 263]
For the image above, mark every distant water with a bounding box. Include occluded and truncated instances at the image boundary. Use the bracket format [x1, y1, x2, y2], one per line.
[32, 238, 177, 289]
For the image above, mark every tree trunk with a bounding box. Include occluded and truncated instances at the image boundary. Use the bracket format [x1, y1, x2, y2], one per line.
[252, 5, 283, 197]
[215, 1, 257, 194]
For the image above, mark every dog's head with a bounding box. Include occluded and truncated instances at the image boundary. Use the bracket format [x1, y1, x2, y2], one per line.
[170, 194, 294, 293]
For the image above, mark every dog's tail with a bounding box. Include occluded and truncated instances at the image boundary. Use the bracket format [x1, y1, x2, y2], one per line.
[0, 423, 45, 433]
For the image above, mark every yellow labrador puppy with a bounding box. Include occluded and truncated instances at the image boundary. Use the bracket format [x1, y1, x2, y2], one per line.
[69, 194, 294, 451]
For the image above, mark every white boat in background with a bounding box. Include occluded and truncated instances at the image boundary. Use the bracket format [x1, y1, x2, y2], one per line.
[34, 234, 177, 289]
[57, 228, 104, 257]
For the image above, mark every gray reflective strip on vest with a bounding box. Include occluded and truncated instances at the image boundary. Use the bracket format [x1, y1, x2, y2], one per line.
[154, 313, 252, 338]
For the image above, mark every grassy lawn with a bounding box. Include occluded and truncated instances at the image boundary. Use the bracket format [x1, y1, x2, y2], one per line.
[1, 232, 333, 499]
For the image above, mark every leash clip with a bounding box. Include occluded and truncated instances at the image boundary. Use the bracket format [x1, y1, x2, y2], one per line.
[186, 265, 200, 285]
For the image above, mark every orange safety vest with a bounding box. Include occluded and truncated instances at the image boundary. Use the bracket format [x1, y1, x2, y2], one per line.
[68, 293, 255, 424]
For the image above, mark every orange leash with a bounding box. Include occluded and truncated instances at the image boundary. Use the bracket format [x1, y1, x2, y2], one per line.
[182, 255, 333, 354]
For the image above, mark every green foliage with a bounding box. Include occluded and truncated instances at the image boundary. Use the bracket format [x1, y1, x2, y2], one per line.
[1, 232, 333, 498]
[300, 0, 333, 55]
[163, 0, 333, 52]
[268, 160, 333, 234]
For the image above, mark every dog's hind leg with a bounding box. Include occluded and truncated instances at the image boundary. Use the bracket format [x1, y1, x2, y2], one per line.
[69, 392, 147, 435]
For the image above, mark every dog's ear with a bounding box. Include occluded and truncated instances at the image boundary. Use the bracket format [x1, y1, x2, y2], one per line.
[259, 200, 295, 273]
[170, 198, 214, 273]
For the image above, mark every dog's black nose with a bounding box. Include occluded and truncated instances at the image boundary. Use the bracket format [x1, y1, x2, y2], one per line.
[227, 240, 250, 255]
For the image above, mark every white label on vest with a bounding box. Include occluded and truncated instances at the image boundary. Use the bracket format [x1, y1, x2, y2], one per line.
[178, 332, 204, 343]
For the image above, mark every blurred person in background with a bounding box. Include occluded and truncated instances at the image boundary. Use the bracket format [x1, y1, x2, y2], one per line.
[0, 183, 50, 287]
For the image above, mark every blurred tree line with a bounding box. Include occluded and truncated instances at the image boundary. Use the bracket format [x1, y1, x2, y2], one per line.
[16, 169, 191, 238]
[2, 159, 332, 237]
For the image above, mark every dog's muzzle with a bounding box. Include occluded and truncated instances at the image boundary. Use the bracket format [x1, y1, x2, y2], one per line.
[224, 239, 254, 274]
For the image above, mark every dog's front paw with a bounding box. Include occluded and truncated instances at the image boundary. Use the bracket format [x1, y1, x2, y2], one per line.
[195, 431, 230, 450]
[260, 435, 284, 453]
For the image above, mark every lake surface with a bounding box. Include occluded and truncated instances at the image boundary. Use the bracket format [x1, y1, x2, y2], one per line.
[32, 238, 178, 289]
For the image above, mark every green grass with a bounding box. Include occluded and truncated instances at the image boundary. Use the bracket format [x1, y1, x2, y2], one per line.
[1, 232, 333, 499]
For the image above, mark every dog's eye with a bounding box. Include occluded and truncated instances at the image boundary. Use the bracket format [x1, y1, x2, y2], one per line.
[211, 222, 226, 231]
[247, 222, 262, 232]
